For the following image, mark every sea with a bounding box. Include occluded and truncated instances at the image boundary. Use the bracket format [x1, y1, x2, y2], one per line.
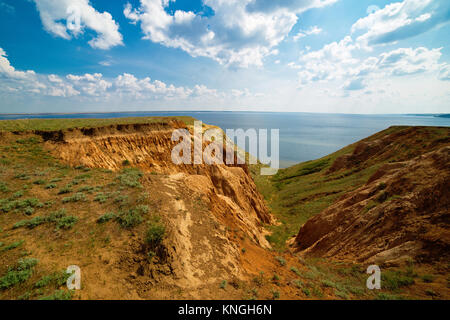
[1, 112, 449, 168]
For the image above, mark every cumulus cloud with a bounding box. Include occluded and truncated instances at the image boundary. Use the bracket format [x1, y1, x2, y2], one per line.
[378, 47, 443, 76]
[293, 26, 322, 41]
[0, 48, 36, 79]
[124, 0, 336, 67]
[295, 36, 445, 91]
[0, 48, 260, 104]
[32, 0, 123, 49]
[352, 0, 450, 47]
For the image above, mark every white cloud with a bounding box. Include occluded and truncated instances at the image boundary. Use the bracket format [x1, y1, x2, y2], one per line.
[295, 35, 445, 91]
[0, 48, 261, 105]
[293, 26, 322, 41]
[32, 0, 123, 49]
[378, 47, 443, 76]
[439, 64, 450, 81]
[0, 48, 36, 79]
[352, 0, 450, 48]
[124, 0, 337, 67]
[343, 77, 366, 91]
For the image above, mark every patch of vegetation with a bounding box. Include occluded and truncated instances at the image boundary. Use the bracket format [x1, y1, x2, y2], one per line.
[116, 206, 146, 229]
[62, 192, 86, 203]
[1, 240, 24, 252]
[94, 192, 110, 204]
[271, 289, 280, 300]
[381, 270, 415, 291]
[97, 212, 117, 224]
[38, 289, 73, 300]
[0, 258, 38, 290]
[290, 266, 301, 277]
[0, 197, 44, 214]
[13, 209, 78, 231]
[220, 280, 227, 289]
[375, 293, 405, 300]
[34, 270, 70, 289]
[420, 274, 434, 283]
[57, 185, 73, 195]
[275, 256, 286, 266]
[0, 182, 9, 193]
[145, 221, 166, 249]
[116, 168, 143, 188]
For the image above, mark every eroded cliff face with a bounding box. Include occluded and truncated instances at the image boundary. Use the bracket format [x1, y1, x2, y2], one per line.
[294, 127, 450, 266]
[39, 120, 272, 292]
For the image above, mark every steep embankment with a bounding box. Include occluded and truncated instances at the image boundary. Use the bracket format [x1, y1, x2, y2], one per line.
[0, 117, 275, 300]
[38, 120, 272, 289]
[284, 126, 449, 265]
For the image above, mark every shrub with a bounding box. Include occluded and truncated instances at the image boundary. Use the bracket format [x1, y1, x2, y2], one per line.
[33, 179, 46, 185]
[45, 183, 57, 189]
[57, 186, 72, 195]
[421, 274, 434, 283]
[271, 290, 280, 300]
[94, 193, 109, 204]
[275, 256, 286, 266]
[145, 222, 166, 248]
[97, 212, 117, 224]
[220, 280, 227, 289]
[290, 266, 301, 276]
[55, 216, 78, 230]
[116, 209, 144, 229]
[24, 206, 35, 215]
[62, 192, 86, 203]
[0, 182, 9, 193]
[116, 168, 143, 188]
[14, 217, 46, 229]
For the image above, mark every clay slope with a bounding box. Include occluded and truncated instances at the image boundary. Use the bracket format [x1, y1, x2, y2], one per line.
[294, 128, 450, 266]
[39, 120, 272, 291]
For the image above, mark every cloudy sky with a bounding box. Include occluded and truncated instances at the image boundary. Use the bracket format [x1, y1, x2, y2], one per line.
[0, 0, 449, 114]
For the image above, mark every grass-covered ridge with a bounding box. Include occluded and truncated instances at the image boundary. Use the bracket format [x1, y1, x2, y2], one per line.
[0, 116, 195, 132]
[0, 129, 165, 299]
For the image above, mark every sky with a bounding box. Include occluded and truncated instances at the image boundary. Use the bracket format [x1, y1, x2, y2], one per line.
[0, 0, 449, 114]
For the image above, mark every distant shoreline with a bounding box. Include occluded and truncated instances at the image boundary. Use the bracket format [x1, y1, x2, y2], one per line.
[0, 111, 448, 117]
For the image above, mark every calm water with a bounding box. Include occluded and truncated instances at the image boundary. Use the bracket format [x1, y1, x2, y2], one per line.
[1, 112, 449, 168]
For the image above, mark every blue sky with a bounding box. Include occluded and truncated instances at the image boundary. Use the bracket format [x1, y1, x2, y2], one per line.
[0, 0, 449, 113]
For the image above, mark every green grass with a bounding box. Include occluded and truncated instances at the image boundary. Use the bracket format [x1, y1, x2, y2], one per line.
[381, 270, 415, 291]
[1, 240, 24, 252]
[116, 168, 144, 188]
[13, 208, 78, 231]
[0, 258, 38, 290]
[34, 271, 70, 289]
[38, 289, 73, 300]
[0, 116, 195, 132]
[62, 192, 86, 203]
[97, 212, 117, 224]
